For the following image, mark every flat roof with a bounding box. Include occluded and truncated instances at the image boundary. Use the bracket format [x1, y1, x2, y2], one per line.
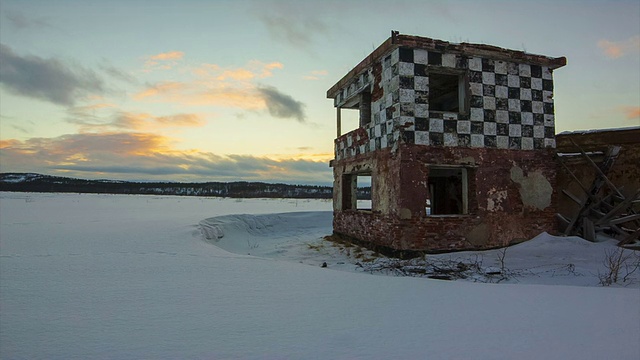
[327, 32, 567, 99]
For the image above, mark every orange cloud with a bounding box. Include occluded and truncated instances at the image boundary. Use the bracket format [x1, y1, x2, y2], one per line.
[192, 61, 283, 80]
[0, 133, 332, 183]
[620, 106, 640, 120]
[143, 51, 185, 71]
[133, 81, 266, 109]
[303, 69, 328, 80]
[598, 36, 640, 59]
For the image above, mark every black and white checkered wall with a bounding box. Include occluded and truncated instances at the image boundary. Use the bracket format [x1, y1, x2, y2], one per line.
[335, 46, 558, 161]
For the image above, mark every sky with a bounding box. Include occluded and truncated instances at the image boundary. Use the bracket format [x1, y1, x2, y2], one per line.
[0, 0, 639, 185]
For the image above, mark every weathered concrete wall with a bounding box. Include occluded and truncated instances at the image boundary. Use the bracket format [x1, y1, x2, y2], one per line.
[333, 144, 557, 254]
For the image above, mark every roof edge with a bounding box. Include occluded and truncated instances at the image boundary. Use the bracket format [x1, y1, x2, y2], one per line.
[327, 32, 567, 99]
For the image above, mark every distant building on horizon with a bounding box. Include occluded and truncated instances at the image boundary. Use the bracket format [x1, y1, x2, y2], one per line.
[327, 31, 566, 255]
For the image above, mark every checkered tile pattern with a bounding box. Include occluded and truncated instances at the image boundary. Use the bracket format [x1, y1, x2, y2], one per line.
[334, 46, 558, 160]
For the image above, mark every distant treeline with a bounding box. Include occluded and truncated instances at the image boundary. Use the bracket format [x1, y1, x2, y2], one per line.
[0, 173, 371, 200]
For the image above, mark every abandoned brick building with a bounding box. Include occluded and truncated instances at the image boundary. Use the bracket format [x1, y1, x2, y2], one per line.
[328, 32, 566, 254]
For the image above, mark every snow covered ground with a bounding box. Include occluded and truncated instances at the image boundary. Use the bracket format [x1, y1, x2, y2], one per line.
[1, 192, 639, 359]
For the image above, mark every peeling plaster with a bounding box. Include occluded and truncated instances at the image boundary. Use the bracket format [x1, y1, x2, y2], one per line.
[486, 188, 508, 212]
[510, 166, 552, 210]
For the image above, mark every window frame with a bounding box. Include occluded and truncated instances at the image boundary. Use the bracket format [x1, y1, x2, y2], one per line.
[427, 68, 469, 116]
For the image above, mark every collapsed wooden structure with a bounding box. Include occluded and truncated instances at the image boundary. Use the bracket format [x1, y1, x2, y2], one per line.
[556, 128, 640, 245]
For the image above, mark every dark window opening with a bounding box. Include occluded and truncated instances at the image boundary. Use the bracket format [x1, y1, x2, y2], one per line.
[428, 72, 466, 113]
[342, 172, 373, 211]
[427, 167, 469, 215]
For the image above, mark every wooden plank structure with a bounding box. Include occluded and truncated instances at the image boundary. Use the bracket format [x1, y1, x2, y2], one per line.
[556, 140, 640, 245]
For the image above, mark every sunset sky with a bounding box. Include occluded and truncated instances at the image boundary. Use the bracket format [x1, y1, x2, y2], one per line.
[1, 0, 639, 185]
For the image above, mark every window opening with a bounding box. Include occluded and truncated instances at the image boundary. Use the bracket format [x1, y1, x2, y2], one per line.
[342, 173, 373, 211]
[428, 72, 466, 113]
[427, 167, 468, 215]
[337, 92, 372, 137]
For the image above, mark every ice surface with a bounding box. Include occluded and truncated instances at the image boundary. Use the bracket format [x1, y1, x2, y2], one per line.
[1, 192, 638, 359]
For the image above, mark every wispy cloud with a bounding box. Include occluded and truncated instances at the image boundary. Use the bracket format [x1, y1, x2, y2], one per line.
[598, 35, 640, 59]
[0, 133, 332, 183]
[303, 70, 328, 80]
[143, 51, 185, 71]
[3, 10, 54, 30]
[0, 43, 104, 106]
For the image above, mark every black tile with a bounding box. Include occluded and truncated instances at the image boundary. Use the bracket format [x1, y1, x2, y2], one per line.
[545, 126, 555, 138]
[496, 98, 509, 110]
[399, 47, 414, 63]
[484, 109, 496, 122]
[495, 74, 508, 86]
[428, 52, 442, 65]
[532, 89, 543, 101]
[458, 134, 471, 146]
[469, 70, 483, 83]
[544, 102, 554, 114]
[509, 137, 522, 149]
[400, 76, 414, 89]
[380, 123, 387, 134]
[520, 100, 532, 112]
[456, 56, 468, 69]
[522, 125, 534, 137]
[531, 65, 542, 78]
[402, 130, 415, 144]
[508, 87, 520, 99]
[507, 62, 519, 75]
[444, 120, 457, 132]
[415, 117, 429, 131]
[375, 137, 381, 150]
[429, 112, 443, 119]
[534, 138, 544, 149]
[400, 103, 414, 116]
[534, 114, 544, 125]
[471, 121, 484, 134]
[429, 132, 443, 146]
[470, 95, 483, 108]
[414, 63, 427, 76]
[415, 90, 429, 104]
[482, 58, 495, 72]
[519, 77, 531, 89]
[509, 112, 521, 124]
[497, 123, 509, 135]
[542, 79, 553, 91]
[483, 84, 495, 97]
[484, 135, 497, 148]
[386, 107, 394, 120]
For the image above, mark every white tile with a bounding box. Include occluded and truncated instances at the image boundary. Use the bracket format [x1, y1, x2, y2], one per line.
[519, 64, 531, 77]
[494, 61, 507, 74]
[507, 74, 520, 87]
[531, 78, 542, 90]
[542, 67, 553, 80]
[470, 107, 484, 121]
[399, 89, 415, 103]
[415, 104, 429, 117]
[532, 101, 544, 114]
[544, 114, 555, 127]
[484, 122, 497, 135]
[544, 138, 556, 148]
[497, 135, 509, 149]
[457, 120, 471, 134]
[470, 83, 483, 96]
[414, 49, 428, 65]
[543, 90, 553, 103]
[415, 131, 429, 145]
[508, 99, 521, 111]
[469, 57, 482, 71]
[429, 118, 444, 132]
[520, 88, 532, 101]
[496, 110, 509, 123]
[522, 137, 534, 150]
[399, 62, 414, 76]
[483, 97, 496, 110]
[390, 49, 399, 64]
[444, 133, 458, 146]
[521, 112, 533, 125]
[495, 85, 508, 98]
[482, 72, 495, 85]
[509, 124, 522, 137]
[534, 125, 545, 138]
[471, 134, 484, 147]
[414, 76, 428, 91]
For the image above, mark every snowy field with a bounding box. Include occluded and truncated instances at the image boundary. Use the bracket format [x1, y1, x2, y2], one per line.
[1, 192, 638, 359]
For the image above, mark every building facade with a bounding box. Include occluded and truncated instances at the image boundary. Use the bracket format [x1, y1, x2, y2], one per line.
[328, 32, 566, 255]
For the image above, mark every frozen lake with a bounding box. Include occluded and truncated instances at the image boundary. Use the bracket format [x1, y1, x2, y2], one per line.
[1, 192, 638, 359]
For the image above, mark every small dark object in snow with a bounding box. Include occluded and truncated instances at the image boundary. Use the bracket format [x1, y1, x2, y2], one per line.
[321, 262, 327, 268]
[337, 262, 345, 264]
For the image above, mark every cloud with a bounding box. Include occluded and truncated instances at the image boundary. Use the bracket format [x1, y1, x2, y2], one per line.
[303, 70, 328, 80]
[257, 86, 306, 122]
[598, 35, 640, 59]
[0, 133, 332, 184]
[67, 104, 206, 131]
[619, 106, 640, 120]
[256, 6, 329, 49]
[3, 10, 54, 30]
[0, 44, 104, 106]
[143, 51, 184, 71]
[133, 61, 306, 121]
